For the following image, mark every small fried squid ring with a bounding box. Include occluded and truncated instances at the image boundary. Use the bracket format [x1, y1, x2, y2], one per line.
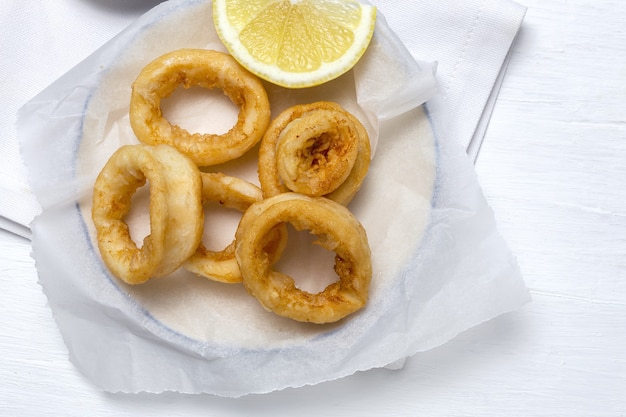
[130, 49, 271, 166]
[183, 172, 287, 284]
[92, 144, 203, 285]
[258, 101, 371, 205]
[235, 193, 372, 324]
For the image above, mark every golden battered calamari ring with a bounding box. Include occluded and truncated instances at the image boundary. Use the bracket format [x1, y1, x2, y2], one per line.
[92, 144, 203, 285]
[130, 49, 271, 167]
[183, 172, 287, 284]
[276, 109, 359, 196]
[258, 101, 371, 205]
[235, 193, 372, 324]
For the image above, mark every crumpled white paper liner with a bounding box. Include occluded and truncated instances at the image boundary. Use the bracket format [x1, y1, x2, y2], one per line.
[17, 0, 529, 397]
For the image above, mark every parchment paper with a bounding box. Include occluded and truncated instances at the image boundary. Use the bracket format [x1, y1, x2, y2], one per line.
[17, 0, 529, 397]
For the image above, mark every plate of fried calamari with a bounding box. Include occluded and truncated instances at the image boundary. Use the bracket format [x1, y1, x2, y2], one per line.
[18, 0, 527, 397]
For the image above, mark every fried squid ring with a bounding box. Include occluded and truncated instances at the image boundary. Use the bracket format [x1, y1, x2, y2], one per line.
[183, 172, 287, 284]
[92, 144, 203, 285]
[130, 49, 271, 166]
[258, 101, 371, 205]
[235, 193, 372, 324]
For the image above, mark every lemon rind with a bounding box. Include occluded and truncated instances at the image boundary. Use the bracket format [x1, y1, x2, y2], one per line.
[214, 0, 377, 89]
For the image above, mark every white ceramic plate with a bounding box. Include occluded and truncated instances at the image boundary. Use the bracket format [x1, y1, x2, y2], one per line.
[25, 0, 436, 396]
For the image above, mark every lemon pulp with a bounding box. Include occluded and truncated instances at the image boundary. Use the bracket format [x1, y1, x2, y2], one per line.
[214, 0, 376, 88]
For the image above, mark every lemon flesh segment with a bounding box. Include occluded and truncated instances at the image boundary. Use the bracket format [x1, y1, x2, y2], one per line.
[214, 0, 377, 88]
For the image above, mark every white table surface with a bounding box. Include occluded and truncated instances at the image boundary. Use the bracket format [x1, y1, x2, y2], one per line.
[2, 0, 625, 415]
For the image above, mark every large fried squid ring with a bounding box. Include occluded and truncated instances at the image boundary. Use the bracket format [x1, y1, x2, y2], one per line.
[92, 144, 203, 285]
[129, 49, 271, 166]
[235, 193, 372, 324]
[258, 101, 371, 205]
[183, 172, 287, 284]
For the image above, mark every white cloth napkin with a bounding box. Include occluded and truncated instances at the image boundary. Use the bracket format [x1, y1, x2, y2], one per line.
[0, 0, 526, 238]
[375, 0, 526, 160]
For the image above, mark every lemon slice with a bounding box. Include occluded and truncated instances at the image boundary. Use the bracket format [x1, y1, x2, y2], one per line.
[213, 0, 377, 88]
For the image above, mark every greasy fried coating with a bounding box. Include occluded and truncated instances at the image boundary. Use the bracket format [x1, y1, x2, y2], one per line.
[130, 49, 271, 166]
[276, 109, 359, 196]
[235, 193, 372, 324]
[183, 172, 286, 284]
[92, 144, 203, 284]
[258, 101, 371, 205]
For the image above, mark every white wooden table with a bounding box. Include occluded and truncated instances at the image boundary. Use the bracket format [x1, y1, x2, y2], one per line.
[2, 0, 625, 415]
